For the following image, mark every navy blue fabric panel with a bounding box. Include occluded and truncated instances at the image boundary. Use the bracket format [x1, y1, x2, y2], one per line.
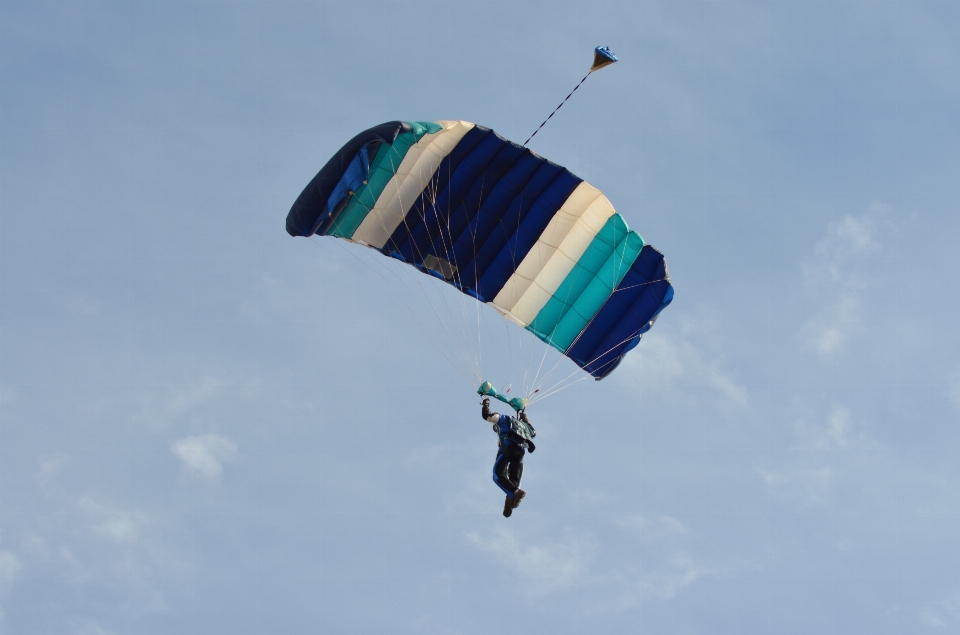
[424, 143, 536, 269]
[324, 147, 369, 214]
[381, 126, 492, 258]
[400, 131, 505, 262]
[437, 150, 544, 280]
[584, 248, 671, 378]
[638, 285, 674, 335]
[392, 130, 509, 262]
[449, 156, 550, 293]
[454, 162, 571, 296]
[565, 245, 672, 378]
[438, 143, 539, 272]
[476, 168, 582, 299]
[286, 121, 406, 237]
[588, 277, 672, 380]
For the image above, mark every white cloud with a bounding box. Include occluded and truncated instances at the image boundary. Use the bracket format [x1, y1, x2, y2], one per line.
[621, 328, 747, 406]
[37, 493, 185, 615]
[133, 377, 225, 430]
[919, 588, 960, 630]
[801, 295, 859, 356]
[636, 551, 707, 603]
[800, 204, 888, 356]
[948, 371, 960, 410]
[78, 496, 146, 545]
[166, 378, 223, 416]
[825, 406, 853, 447]
[36, 455, 67, 489]
[465, 527, 594, 595]
[608, 515, 708, 608]
[95, 514, 142, 544]
[813, 212, 882, 262]
[0, 550, 22, 587]
[759, 466, 834, 505]
[793, 405, 857, 449]
[171, 434, 238, 479]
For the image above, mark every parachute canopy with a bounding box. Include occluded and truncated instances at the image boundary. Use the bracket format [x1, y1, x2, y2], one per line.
[287, 121, 673, 379]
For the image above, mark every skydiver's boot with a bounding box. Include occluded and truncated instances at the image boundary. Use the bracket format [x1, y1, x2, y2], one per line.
[503, 495, 514, 518]
[512, 489, 526, 508]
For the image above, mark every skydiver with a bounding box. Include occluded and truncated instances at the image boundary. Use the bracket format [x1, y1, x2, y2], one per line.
[481, 398, 536, 518]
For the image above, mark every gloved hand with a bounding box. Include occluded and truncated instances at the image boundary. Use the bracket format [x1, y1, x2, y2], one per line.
[482, 398, 490, 407]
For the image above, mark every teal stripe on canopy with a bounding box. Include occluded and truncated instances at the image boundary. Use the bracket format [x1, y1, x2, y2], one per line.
[526, 215, 623, 343]
[550, 230, 644, 351]
[329, 121, 441, 239]
[526, 214, 645, 353]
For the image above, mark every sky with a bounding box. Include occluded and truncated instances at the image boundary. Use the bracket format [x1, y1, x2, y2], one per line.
[1, 1, 959, 633]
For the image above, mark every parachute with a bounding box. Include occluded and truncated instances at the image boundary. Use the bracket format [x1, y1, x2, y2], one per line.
[287, 120, 673, 389]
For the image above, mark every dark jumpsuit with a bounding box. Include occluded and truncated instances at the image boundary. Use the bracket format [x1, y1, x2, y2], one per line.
[483, 404, 535, 500]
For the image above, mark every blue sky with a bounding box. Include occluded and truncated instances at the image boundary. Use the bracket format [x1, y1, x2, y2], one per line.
[2, 1, 959, 633]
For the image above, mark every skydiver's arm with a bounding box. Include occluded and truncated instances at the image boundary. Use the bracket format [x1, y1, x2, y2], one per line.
[481, 400, 500, 424]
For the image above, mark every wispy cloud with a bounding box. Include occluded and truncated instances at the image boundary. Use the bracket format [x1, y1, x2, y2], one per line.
[166, 378, 223, 417]
[133, 377, 225, 430]
[606, 515, 709, 608]
[802, 296, 859, 356]
[0, 550, 22, 588]
[621, 319, 747, 406]
[74, 623, 118, 635]
[813, 212, 883, 262]
[10, 485, 187, 624]
[919, 587, 960, 630]
[36, 455, 67, 489]
[78, 496, 147, 545]
[760, 403, 871, 506]
[465, 526, 594, 595]
[171, 434, 238, 479]
[948, 370, 960, 410]
[792, 404, 861, 450]
[636, 551, 707, 603]
[824, 406, 854, 447]
[800, 203, 888, 356]
[759, 466, 834, 505]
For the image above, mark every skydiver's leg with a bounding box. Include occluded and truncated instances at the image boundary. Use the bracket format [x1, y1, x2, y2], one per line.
[507, 449, 526, 507]
[507, 450, 524, 488]
[492, 446, 521, 498]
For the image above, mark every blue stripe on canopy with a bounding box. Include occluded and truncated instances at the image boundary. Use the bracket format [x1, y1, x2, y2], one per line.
[438, 144, 539, 289]
[433, 148, 542, 265]
[472, 165, 580, 300]
[390, 128, 507, 262]
[379, 125, 491, 256]
[452, 158, 575, 294]
[565, 244, 673, 378]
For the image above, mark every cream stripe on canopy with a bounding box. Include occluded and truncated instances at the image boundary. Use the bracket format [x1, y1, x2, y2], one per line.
[489, 182, 616, 326]
[351, 120, 476, 249]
